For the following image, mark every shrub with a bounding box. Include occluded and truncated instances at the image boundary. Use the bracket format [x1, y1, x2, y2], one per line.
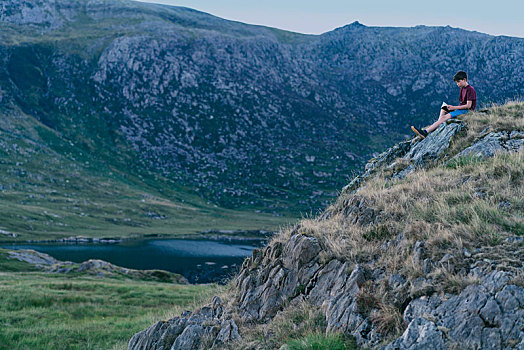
[370, 303, 405, 337]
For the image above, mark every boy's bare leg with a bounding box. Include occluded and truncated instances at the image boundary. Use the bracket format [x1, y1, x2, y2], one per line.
[426, 110, 452, 133]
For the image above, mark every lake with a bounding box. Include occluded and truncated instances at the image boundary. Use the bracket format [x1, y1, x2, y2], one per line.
[2, 238, 261, 283]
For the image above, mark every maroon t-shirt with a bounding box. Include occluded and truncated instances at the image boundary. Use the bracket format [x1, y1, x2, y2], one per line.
[459, 84, 477, 110]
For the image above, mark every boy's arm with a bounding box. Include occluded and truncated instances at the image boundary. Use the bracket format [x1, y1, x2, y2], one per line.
[448, 101, 472, 111]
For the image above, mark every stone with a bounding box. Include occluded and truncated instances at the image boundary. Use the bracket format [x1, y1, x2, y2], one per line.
[127, 296, 234, 350]
[7, 249, 58, 266]
[479, 299, 503, 327]
[170, 324, 207, 350]
[396, 122, 465, 178]
[456, 131, 524, 159]
[409, 278, 435, 299]
[412, 241, 425, 266]
[383, 317, 445, 350]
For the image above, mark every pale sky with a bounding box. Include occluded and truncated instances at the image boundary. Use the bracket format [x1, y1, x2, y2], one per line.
[135, 0, 524, 38]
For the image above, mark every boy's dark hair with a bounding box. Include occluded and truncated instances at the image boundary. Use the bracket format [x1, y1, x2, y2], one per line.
[453, 71, 467, 81]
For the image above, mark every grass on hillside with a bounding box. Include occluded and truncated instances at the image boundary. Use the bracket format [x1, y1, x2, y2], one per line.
[223, 301, 357, 350]
[291, 102, 523, 269]
[0, 250, 221, 350]
[0, 109, 296, 242]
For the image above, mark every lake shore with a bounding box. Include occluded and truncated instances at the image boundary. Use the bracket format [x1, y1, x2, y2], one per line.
[0, 229, 274, 244]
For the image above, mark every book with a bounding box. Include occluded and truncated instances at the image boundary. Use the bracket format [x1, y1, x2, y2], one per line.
[441, 102, 450, 113]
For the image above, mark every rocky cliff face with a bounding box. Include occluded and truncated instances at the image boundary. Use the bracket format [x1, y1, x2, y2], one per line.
[1, 0, 523, 212]
[128, 103, 524, 349]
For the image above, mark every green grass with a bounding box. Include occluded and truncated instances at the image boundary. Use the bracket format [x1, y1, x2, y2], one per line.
[285, 333, 357, 350]
[0, 271, 220, 350]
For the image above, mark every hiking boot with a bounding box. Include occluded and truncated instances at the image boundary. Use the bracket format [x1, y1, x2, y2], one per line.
[411, 126, 428, 139]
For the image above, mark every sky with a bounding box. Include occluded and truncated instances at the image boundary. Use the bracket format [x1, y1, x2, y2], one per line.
[136, 0, 524, 38]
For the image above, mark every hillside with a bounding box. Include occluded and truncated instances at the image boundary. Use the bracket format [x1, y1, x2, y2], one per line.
[0, 105, 291, 242]
[128, 102, 524, 349]
[1, 0, 523, 218]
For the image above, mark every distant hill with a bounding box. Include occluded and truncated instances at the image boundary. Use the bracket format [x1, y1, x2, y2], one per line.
[1, 0, 523, 218]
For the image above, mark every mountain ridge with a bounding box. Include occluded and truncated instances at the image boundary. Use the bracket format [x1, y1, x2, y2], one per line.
[1, 0, 523, 228]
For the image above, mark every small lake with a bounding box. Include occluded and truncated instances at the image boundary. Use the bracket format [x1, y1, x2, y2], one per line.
[2, 238, 261, 283]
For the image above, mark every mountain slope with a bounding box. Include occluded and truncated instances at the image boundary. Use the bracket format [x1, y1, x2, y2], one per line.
[0, 106, 290, 241]
[1, 0, 523, 215]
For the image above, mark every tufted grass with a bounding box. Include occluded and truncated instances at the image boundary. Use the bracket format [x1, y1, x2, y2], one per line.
[223, 301, 357, 350]
[285, 333, 357, 350]
[301, 151, 523, 272]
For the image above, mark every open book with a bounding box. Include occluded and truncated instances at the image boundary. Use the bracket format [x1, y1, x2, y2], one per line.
[441, 102, 450, 113]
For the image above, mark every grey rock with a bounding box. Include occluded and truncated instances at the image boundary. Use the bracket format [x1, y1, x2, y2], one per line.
[412, 241, 425, 266]
[388, 274, 407, 290]
[128, 321, 173, 350]
[479, 299, 503, 327]
[344, 121, 466, 193]
[170, 325, 208, 350]
[343, 140, 413, 193]
[481, 270, 512, 293]
[127, 296, 235, 350]
[234, 234, 323, 322]
[7, 249, 58, 265]
[396, 122, 465, 178]
[495, 285, 523, 313]
[505, 236, 524, 244]
[403, 295, 443, 323]
[422, 258, 434, 274]
[481, 328, 502, 350]
[456, 131, 524, 159]
[410, 277, 435, 299]
[383, 317, 445, 350]
[307, 259, 348, 304]
[282, 234, 321, 270]
[213, 319, 240, 346]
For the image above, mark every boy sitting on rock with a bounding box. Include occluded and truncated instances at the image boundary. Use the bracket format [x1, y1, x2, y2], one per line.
[411, 71, 477, 139]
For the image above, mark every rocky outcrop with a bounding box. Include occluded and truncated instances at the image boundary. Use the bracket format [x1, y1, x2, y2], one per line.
[456, 130, 524, 159]
[128, 296, 239, 350]
[395, 121, 465, 178]
[6, 249, 187, 283]
[235, 234, 322, 322]
[342, 120, 465, 193]
[388, 268, 524, 350]
[7, 248, 58, 266]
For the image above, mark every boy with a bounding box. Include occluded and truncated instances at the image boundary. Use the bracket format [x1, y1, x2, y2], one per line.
[411, 71, 477, 139]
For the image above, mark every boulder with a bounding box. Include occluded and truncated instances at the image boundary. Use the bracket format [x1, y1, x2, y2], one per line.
[127, 297, 239, 350]
[455, 130, 524, 159]
[342, 121, 465, 193]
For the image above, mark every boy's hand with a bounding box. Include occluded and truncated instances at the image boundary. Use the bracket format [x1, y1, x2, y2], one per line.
[447, 105, 456, 111]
